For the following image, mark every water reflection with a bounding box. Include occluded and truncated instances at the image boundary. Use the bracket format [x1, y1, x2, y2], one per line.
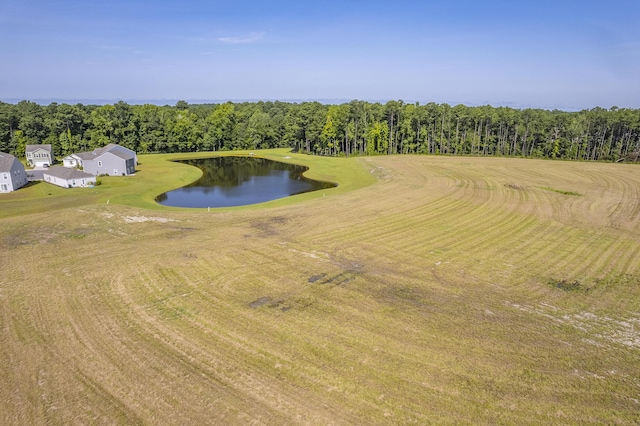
[156, 156, 336, 208]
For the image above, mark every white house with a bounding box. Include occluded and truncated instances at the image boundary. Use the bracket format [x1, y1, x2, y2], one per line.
[0, 151, 28, 192]
[43, 166, 96, 188]
[25, 144, 54, 167]
[62, 152, 94, 168]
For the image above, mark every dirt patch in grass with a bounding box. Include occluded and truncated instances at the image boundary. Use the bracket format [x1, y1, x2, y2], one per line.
[504, 183, 527, 190]
[1, 234, 31, 248]
[249, 215, 290, 237]
[308, 273, 326, 283]
[549, 278, 588, 293]
[122, 215, 177, 223]
[249, 296, 272, 308]
[537, 186, 582, 196]
[66, 227, 94, 239]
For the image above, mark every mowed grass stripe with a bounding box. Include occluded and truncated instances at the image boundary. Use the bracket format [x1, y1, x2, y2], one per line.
[604, 169, 640, 227]
[316, 188, 514, 262]
[61, 269, 202, 423]
[117, 257, 374, 423]
[111, 273, 316, 424]
[144, 246, 536, 422]
[575, 233, 640, 280]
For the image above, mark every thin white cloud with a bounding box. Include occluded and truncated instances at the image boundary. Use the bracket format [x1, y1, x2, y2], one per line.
[98, 45, 145, 55]
[99, 45, 135, 50]
[218, 32, 265, 45]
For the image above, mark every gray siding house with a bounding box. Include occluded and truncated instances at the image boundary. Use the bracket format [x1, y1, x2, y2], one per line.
[63, 144, 136, 176]
[96, 143, 137, 165]
[0, 151, 28, 192]
[83, 150, 135, 176]
[25, 144, 54, 167]
[43, 166, 96, 188]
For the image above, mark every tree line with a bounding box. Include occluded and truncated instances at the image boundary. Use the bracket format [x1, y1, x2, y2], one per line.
[1, 99, 639, 162]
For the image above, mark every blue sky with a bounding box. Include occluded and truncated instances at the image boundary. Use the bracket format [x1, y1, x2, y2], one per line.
[0, 0, 638, 109]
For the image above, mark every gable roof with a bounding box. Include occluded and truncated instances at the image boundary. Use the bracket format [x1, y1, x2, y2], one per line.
[25, 144, 53, 153]
[72, 144, 135, 162]
[96, 149, 134, 161]
[63, 153, 82, 160]
[92, 144, 113, 156]
[74, 152, 98, 161]
[0, 152, 19, 172]
[92, 143, 129, 154]
[43, 165, 94, 180]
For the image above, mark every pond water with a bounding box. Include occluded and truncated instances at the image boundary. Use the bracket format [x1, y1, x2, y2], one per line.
[155, 156, 336, 208]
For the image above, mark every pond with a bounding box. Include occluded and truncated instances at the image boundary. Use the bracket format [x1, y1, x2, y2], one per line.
[155, 156, 336, 208]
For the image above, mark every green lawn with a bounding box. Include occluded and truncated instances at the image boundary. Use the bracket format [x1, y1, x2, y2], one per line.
[0, 149, 376, 218]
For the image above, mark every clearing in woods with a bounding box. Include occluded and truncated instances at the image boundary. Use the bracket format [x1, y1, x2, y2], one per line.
[1, 152, 640, 425]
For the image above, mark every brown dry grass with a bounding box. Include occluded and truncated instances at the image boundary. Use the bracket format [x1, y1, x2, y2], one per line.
[1, 155, 640, 425]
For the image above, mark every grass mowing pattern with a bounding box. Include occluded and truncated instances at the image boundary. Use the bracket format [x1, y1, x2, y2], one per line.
[1, 154, 640, 424]
[538, 186, 583, 196]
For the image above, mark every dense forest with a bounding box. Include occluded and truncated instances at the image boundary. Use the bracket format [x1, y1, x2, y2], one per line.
[1, 100, 639, 162]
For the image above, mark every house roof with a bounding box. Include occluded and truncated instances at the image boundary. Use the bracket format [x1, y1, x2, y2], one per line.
[0, 151, 19, 172]
[92, 144, 111, 156]
[74, 152, 98, 160]
[99, 149, 134, 161]
[43, 165, 94, 180]
[25, 144, 52, 153]
[68, 144, 136, 164]
[98, 143, 135, 159]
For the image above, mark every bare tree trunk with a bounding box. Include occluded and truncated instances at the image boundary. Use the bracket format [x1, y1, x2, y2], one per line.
[483, 124, 490, 155]
[461, 131, 467, 154]
[446, 116, 451, 154]
[583, 120, 591, 160]
[623, 130, 631, 155]
[344, 128, 348, 157]
[472, 120, 478, 155]
[439, 113, 445, 154]
[388, 111, 394, 155]
[455, 118, 459, 154]
[477, 120, 483, 155]
[522, 125, 529, 157]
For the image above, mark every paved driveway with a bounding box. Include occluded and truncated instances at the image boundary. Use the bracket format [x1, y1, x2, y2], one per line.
[27, 168, 45, 181]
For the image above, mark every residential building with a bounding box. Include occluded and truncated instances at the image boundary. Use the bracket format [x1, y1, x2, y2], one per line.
[63, 143, 136, 176]
[0, 151, 28, 192]
[25, 144, 54, 167]
[43, 166, 96, 188]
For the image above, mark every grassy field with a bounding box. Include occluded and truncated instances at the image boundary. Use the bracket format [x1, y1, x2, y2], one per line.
[1, 151, 639, 425]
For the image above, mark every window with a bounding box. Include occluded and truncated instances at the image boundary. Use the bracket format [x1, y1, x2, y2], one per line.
[98, 161, 102, 167]
[2, 173, 7, 180]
